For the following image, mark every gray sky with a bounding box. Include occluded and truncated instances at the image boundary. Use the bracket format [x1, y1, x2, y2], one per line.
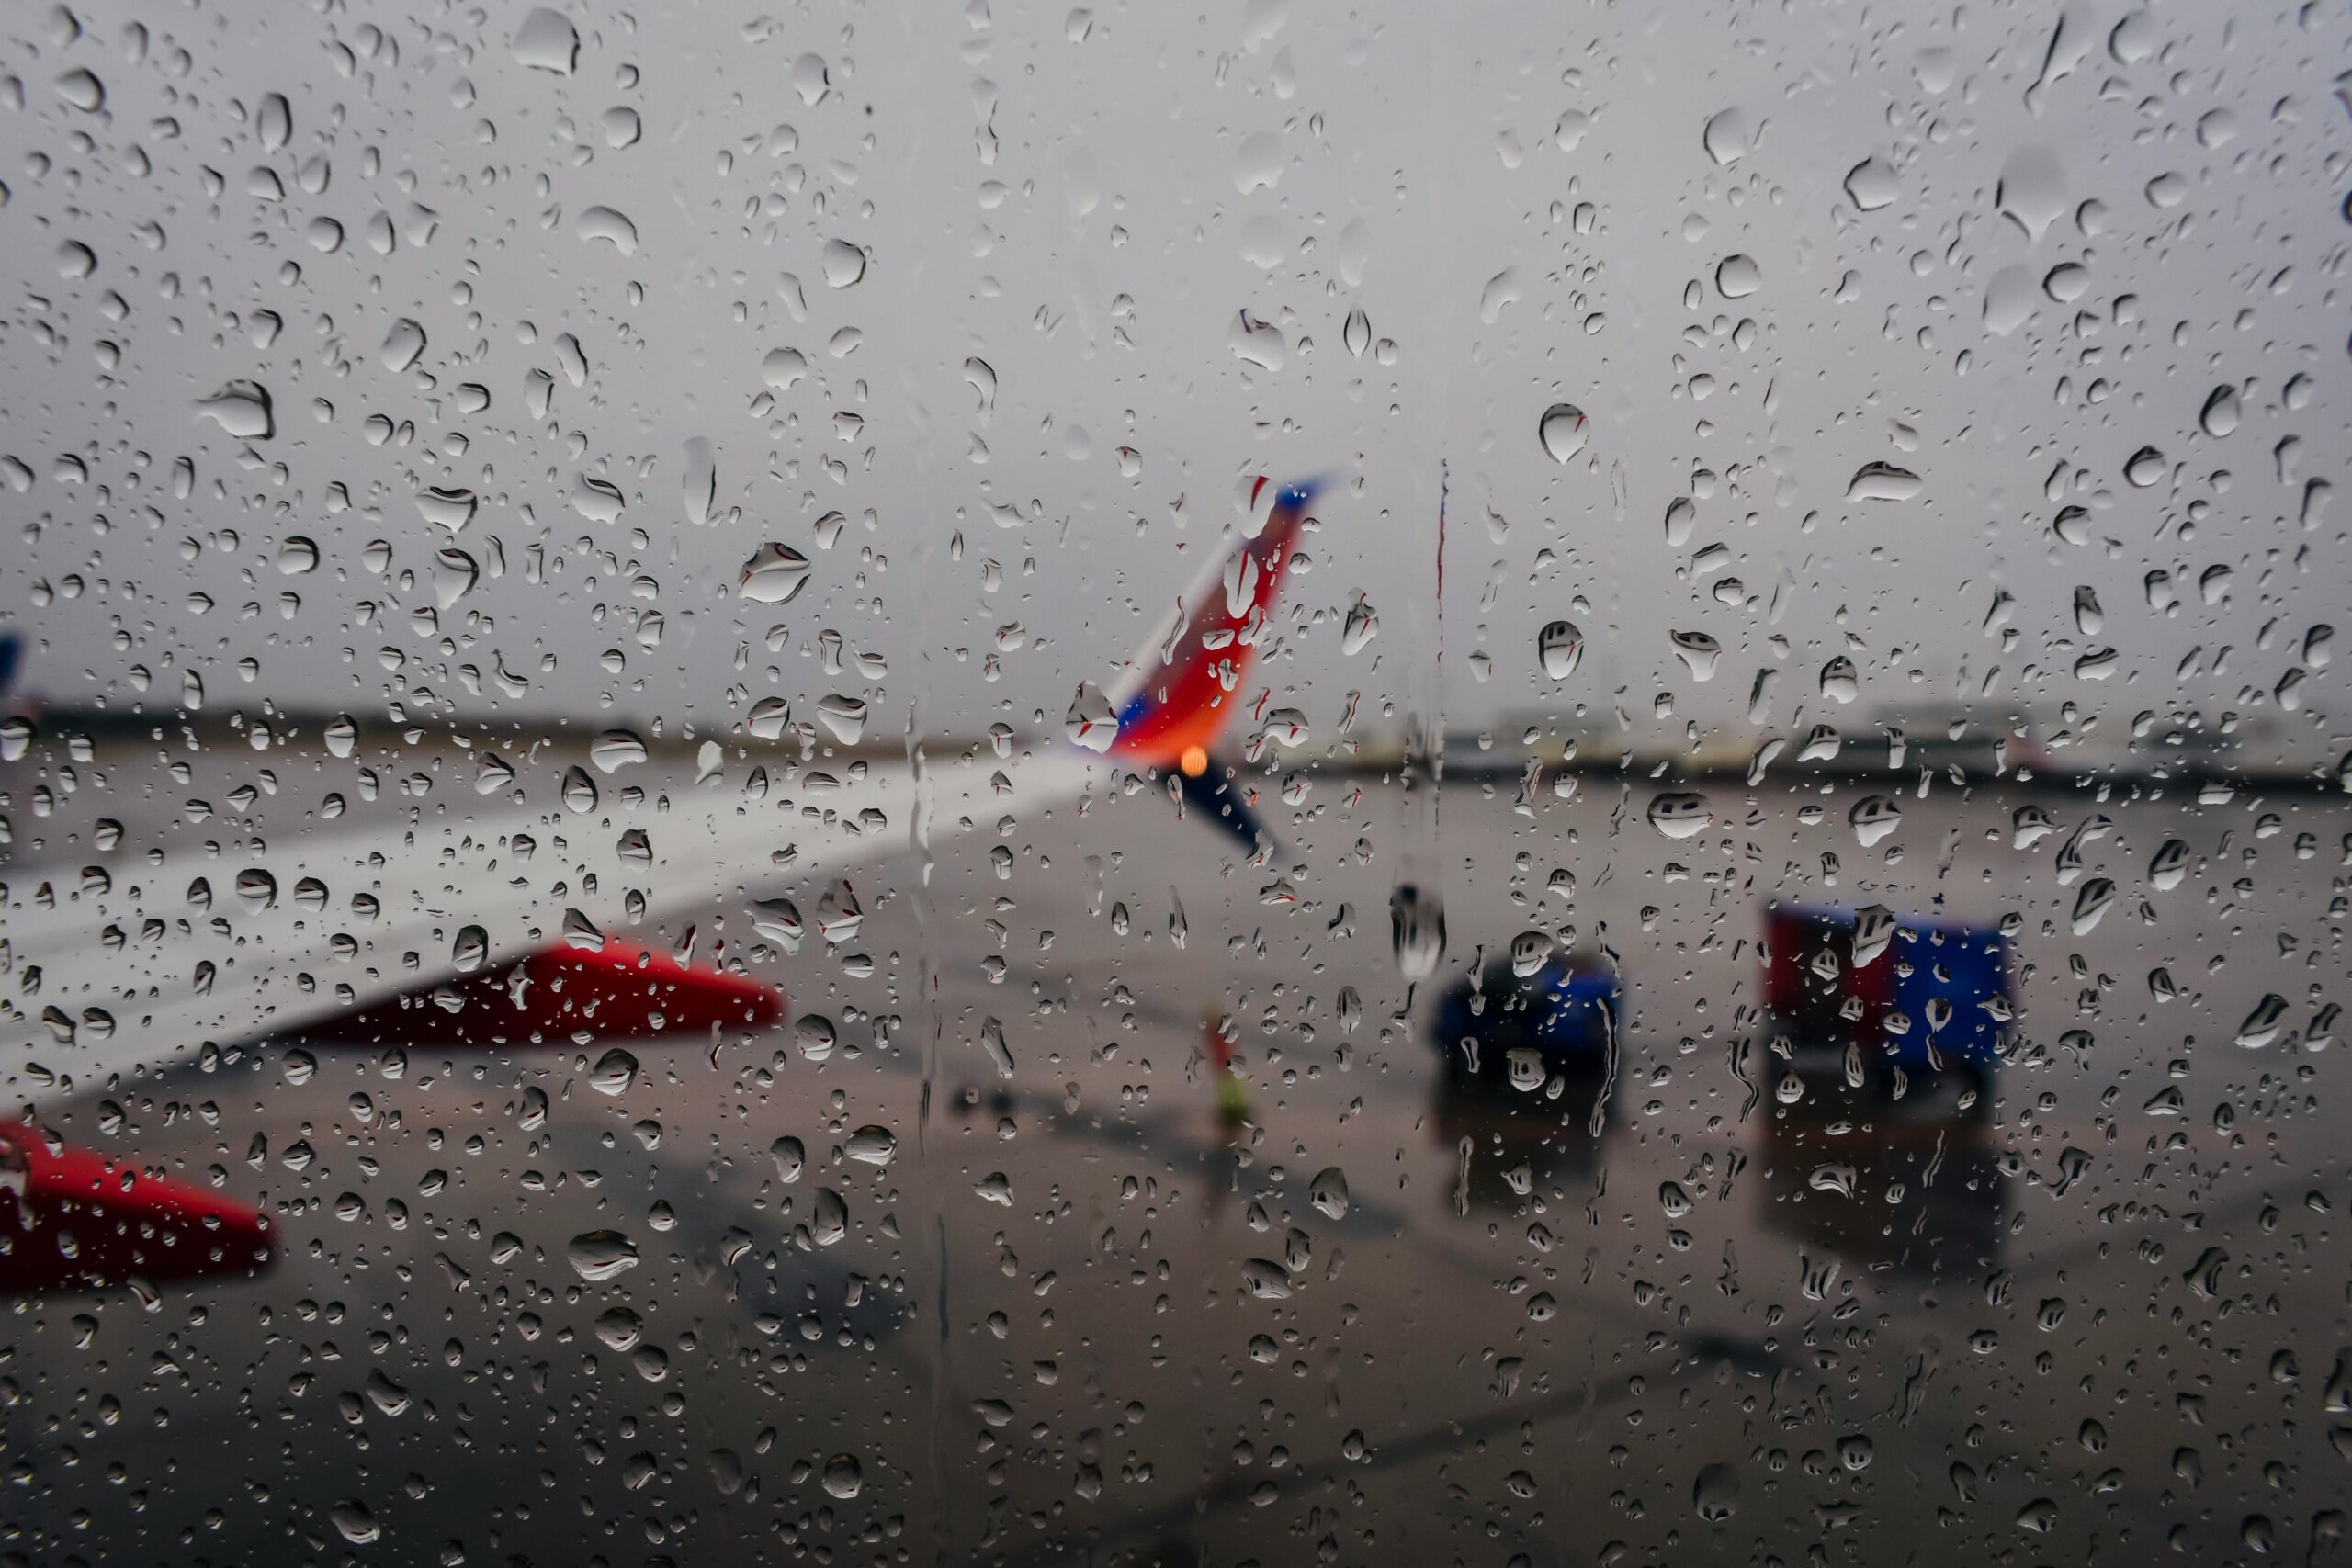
[1, 0, 2345, 765]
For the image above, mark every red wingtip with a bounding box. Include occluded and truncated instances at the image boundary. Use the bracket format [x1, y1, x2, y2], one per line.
[519, 941, 786, 1039]
[299, 940, 785, 1046]
[0, 1122, 276, 1295]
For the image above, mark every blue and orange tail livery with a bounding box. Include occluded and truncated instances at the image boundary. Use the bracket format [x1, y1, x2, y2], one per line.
[1102, 477, 1318, 775]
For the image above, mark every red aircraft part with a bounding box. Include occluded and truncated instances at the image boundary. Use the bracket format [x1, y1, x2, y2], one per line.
[300, 940, 786, 1046]
[1106, 479, 1311, 772]
[1761, 905, 1895, 1038]
[0, 1122, 276, 1294]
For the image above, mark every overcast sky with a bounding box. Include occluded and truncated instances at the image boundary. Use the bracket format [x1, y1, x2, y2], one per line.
[1, 0, 2345, 765]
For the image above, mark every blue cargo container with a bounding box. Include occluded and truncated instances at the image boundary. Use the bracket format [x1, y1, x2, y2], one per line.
[1763, 902, 2008, 1074]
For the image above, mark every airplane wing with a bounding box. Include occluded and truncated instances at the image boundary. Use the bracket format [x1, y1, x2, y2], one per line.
[2, 749, 1102, 1107]
[1, 477, 1326, 1112]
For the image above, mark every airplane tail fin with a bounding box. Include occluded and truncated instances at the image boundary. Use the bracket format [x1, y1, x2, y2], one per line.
[1102, 477, 1320, 773]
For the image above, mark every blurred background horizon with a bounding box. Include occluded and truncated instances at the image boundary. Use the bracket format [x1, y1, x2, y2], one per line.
[0, 1, 2344, 773]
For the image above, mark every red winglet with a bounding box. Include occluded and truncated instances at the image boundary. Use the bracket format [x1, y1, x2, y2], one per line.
[517, 941, 786, 1039]
[300, 939, 785, 1046]
[0, 1122, 276, 1295]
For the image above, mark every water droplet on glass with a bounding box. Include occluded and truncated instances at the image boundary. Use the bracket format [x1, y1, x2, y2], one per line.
[572, 474, 627, 523]
[846, 1126, 898, 1168]
[1233, 130, 1284, 194]
[329, 1501, 379, 1545]
[196, 381, 274, 440]
[574, 204, 638, 254]
[54, 69, 105, 114]
[762, 347, 808, 390]
[415, 486, 477, 532]
[1663, 496, 1696, 547]
[963, 355, 997, 416]
[1846, 462, 1921, 502]
[428, 548, 478, 609]
[257, 92, 291, 151]
[1390, 884, 1446, 979]
[1849, 794, 1902, 847]
[591, 729, 648, 773]
[1506, 1049, 1545, 1092]
[1228, 310, 1286, 371]
[748, 697, 792, 739]
[514, 7, 580, 73]
[1538, 619, 1583, 679]
[814, 694, 867, 744]
[769, 1136, 806, 1183]
[2199, 385, 2240, 438]
[1064, 682, 1120, 752]
[978, 1016, 1015, 1077]
[561, 765, 598, 813]
[1844, 157, 1896, 211]
[775, 48, 828, 102]
[809, 1187, 848, 1246]
[1702, 107, 1753, 166]
[1996, 146, 2066, 242]
[681, 437, 717, 525]
[2042, 262, 2090, 302]
[1343, 306, 1371, 357]
[594, 1307, 643, 1352]
[821, 238, 867, 288]
[814, 880, 864, 946]
[2065, 584, 2103, 637]
[590, 1048, 638, 1096]
[567, 1229, 639, 1281]
[2122, 446, 2165, 487]
[1670, 631, 1722, 681]
[1309, 1167, 1349, 1220]
[1240, 1258, 1295, 1300]
[1714, 254, 1761, 299]
[236, 868, 278, 911]
[1809, 1163, 1858, 1198]
[379, 317, 425, 372]
[1693, 1462, 1740, 1520]
[1648, 791, 1712, 839]
[2236, 993, 2288, 1049]
[739, 543, 812, 604]
[1478, 268, 1523, 323]
[1983, 265, 2039, 335]
[1539, 403, 1588, 464]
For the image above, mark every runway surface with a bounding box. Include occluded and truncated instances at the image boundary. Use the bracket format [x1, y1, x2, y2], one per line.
[1, 738, 2345, 1566]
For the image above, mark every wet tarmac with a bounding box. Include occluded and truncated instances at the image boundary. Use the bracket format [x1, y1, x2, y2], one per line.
[2, 752, 2346, 1566]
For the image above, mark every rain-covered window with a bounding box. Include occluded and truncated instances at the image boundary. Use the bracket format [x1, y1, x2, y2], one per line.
[0, 2, 2346, 1562]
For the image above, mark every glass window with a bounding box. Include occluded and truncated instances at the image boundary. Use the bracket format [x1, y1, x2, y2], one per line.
[0, 3, 2344, 1562]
